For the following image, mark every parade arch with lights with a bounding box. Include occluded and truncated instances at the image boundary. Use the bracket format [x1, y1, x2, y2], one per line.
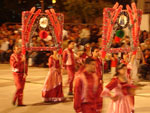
[21, 7, 64, 55]
[101, 2, 142, 58]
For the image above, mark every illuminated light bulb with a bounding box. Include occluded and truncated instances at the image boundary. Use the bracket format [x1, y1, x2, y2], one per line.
[52, 0, 56, 4]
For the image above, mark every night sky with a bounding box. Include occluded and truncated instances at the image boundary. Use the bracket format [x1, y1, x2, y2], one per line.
[0, 0, 135, 25]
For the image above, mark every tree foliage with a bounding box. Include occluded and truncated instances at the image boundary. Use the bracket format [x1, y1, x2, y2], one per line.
[0, 0, 114, 24]
[64, 0, 106, 23]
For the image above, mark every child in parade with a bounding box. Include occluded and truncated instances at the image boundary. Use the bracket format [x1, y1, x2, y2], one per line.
[101, 64, 136, 113]
[74, 58, 99, 113]
[42, 50, 64, 102]
[10, 45, 28, 106]
[91, 46, 103, 113]
[62, 41, 75, 95]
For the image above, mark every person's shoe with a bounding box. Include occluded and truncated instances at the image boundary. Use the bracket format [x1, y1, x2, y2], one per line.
[131, 110, 134, 113]
[12, 101, 16, 106]
[17, 104, 26, 107]
[68, 92, 73, 95]
[61, 97, 66, 102]
[44, 100, 52, 103]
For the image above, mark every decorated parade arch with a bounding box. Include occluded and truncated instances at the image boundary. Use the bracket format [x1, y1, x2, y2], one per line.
[21, 7, 64, 55]
[101, 2, 142, 58]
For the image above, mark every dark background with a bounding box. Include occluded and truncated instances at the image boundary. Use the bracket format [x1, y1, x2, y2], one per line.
[0, 0, 136, 25]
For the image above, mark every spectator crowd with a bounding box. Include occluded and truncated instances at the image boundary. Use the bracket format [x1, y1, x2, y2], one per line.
[0, 23, 150, 80]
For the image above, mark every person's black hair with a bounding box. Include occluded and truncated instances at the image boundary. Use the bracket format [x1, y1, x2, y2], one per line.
[112, 53, 118, 57]
[85, 57, 95, 64]
[13, 44, 21, 50]
[147, 49, 150, 51]
[91, 46, 99, 53]
[127, 42, 130, 46]
[142, 30, 147, 34]
[140, 30, 148, 38]
[120, 42, 125, 47]
[68, 40, 74, 45]
[125, 35, 129, 39]
[50, 51, 54, 55]
[114, 63, 126, 76]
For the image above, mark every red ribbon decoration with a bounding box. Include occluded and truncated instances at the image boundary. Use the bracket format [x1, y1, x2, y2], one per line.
[58, 48, 63, 55]
[27, 9, 41, 42]
[45, 9, 62, 43]
[22, 46, 26, 55]
[102, 51, 106, 59]
[132, 50, 137, 55]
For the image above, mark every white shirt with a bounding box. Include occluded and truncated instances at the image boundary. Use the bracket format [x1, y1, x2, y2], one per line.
[0, 41, 9, 51]
[63, 29, 68, 39]
[79, 28, 90, 39]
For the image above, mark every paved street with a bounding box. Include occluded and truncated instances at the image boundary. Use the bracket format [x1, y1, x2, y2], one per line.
[0, 64, 150, 113]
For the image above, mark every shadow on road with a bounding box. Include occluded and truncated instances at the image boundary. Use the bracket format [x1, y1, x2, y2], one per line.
[30, 97, 73, 106]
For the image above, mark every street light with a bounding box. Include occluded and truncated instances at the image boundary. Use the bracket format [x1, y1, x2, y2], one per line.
[52, 0, 56, 9]
[52, 0, 56, 4]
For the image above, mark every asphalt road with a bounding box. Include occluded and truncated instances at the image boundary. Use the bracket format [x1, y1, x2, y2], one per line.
[0, 64, 150, 113]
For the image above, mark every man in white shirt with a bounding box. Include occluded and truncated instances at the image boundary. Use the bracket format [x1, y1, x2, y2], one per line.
[0, 38, 9, 63]
[63, 29, 68, 40]
[79, 26, 90, 45]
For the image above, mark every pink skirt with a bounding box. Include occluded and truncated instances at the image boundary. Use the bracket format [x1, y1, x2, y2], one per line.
[107, 95, 132, 113]
[42, 84, 64, 102]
